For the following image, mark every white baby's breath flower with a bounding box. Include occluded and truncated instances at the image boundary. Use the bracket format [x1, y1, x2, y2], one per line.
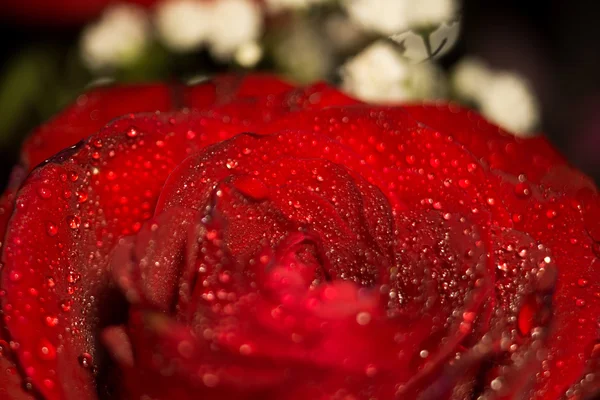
[234, 41, 263, 67]
[207, 0, 263, 60]
[479, 72, 540, 136]
[452, 57, 540, 136]
[342, 0, 409, 35]
[154, 0, 213, 52]
[451, 57, 492, 102]
[80, 4, 150, 70]
[405, 0, 458, 27]
[341, 41, 446, 103]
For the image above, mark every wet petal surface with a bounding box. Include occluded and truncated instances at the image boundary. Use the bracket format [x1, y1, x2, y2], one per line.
[0, 75, 598, 400]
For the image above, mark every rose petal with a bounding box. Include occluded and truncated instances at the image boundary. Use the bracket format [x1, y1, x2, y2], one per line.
[1, 75, 598, 400]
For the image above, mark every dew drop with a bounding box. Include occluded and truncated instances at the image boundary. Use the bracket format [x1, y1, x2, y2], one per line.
[68, 272, 81, 284]
[126, 127, 138, 138]
[202, 373, 219, 387]
[226, 159, 238, 169]
[44, 316, 59, 327]
[546, 209, 558, 219]
[514, 182, 531, 198]
[60, 300, 72, 312]
[37, 187, 52, 199]
[77, 191, 88, 203]
[458, 179, 470, 189]
[43, 378, 55, 390]
[365, 364, 378, 377]
[578, 278, 589, 288]
[176, 340, 193, 358]
[8, 271, 21, 282]
[67, 215, 81, 230]
[22, 379, 34, 392]
[46, 222, 58, 237]
[78, 353, 93, 368]
[356, 311, 371, 325]
[490, 377, 503, 391]
[38, 340, 56, 361]
[239, 344, 252, 355]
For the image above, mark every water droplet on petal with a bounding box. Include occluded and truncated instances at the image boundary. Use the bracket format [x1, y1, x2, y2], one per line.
[202, 373, 219, 387]
[78, 353, 93, 368]
[126, 127, 138, 138]
[356, 311, 371, 325]
[38, 340, 56, 361]
[43, 378, 55, 390]
[458, 179, 470, 189]
[8, 271, 21, 282]
[77, 191, 88, 203]
[37, 187, 52, 199]
[46, 222, 58, 237]
[365, 364, 378, 377]
[67, 215, 81, 230]
[514, 182, 531, 198]
[60, 300, 72, 312]
[44, 315, 59, 327]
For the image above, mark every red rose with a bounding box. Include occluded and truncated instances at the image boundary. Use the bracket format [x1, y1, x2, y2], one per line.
[1, 0, 157, 25]
[1, 74, 599, 400]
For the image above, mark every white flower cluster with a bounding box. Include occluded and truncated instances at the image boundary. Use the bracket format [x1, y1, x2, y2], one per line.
[80, 4, 151, 71]
[341, 0, 458, 35]
[341, 41, 446, 103]
[81, 0, 264, 71]
[155, 0, 262, 61]
[452, 58, 540, 136]
[342, 0, 461, 67]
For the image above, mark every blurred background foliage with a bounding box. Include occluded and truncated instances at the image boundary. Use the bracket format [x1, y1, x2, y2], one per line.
[0, 0, 599, 188]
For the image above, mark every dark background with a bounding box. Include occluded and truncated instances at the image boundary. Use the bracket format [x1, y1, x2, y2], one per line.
[461, 0, 600, 183]
[1, 0, 599, 190]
